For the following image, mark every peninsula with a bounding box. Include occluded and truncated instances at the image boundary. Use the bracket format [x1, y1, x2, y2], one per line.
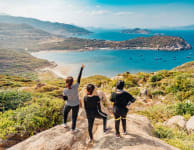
[33, 35, 192, 51]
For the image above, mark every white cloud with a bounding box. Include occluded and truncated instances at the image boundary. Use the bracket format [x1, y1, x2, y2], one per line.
[114, 11, 134, 16]
[0, 0, 194, 28]
[90, 10, 110, 16]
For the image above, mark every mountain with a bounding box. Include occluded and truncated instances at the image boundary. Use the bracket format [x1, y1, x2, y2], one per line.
[0, 15, 92, 36]
[121, 28, 151, 34]
[0, 22, 65, 50]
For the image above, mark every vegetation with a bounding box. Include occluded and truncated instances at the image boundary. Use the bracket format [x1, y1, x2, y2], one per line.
[0, 15, 92, 37]
[34, 36, 192, 51]
[0, 90, 32, 112]
[121, 28, 151, 34]
[0, 61, 193, 150]
[0, 49, 52, 78]
[0, 75, 64, 140]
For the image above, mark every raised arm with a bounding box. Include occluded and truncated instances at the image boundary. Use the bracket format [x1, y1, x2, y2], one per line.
[77, 64, 85, 84]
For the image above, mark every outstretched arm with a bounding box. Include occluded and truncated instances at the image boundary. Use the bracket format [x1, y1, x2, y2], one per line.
[77, 64, 85, 84]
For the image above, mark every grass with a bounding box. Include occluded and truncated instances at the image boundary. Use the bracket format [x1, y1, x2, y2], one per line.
[0, 49, 52, 79]
[0, 61, 193, 150]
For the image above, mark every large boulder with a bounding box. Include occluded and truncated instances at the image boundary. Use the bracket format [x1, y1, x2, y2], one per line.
[164, 115, 186, 129]
[8, 118, 89, 150]
[8, 114, 179, 150]
[186, 116, 194, 133]
[92, 114, 179, 150]
[0, 132, 29, 149]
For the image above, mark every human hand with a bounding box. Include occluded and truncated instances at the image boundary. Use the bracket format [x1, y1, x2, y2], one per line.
[81, 64, 85, 69]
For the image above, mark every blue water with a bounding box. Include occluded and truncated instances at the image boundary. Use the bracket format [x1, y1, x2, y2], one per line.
[32, 30, 194, 77]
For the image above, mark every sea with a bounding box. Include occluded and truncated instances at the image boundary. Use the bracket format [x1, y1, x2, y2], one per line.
[32, 29, 194, 77]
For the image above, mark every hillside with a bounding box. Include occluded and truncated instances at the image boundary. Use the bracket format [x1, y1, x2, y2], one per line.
[0, 22, 191, 51]
[0, 23, 61, 50]
[0, 49, 53, 78]
[121, 28, 151, 34]
[173, 61, 194, 72]
[0, 15, 92, 36]
[34, 36, 192, 51]
[0, 61, 193, 150]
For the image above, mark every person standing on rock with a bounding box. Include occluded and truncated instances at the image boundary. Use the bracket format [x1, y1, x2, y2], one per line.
[62, 64, 84, 133]
[110, 80, 136, 138]
[84, 84, 109, 143]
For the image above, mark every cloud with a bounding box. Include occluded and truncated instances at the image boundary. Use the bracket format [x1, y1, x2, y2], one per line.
[114, 11, 134, 16]
[90, 10, 110, 15]
[0, 0, 193, 28]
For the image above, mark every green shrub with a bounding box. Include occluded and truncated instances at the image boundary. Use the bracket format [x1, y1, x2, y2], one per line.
[138, 104, 176, 123]
[128, 87, 140, 96]
[154, 124, 194, 150]
[176, 102, 194, 116]
[0, 97, 64, 139]
[151, 90, 165, 96]
[154, 124, 174, 139]
[0, 90, 32, 112]
[150, 73, 163, 82]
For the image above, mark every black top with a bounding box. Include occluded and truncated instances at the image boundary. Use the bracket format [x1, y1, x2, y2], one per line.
[110, 91, 135, 109]
[84, 95, 101, 117]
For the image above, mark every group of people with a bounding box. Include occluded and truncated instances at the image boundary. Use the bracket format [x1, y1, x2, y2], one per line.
[62, 65, 136, 143]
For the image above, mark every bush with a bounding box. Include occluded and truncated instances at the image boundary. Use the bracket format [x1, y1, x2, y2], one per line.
[150, 73, 163, 82]
[127, 87, 140, 96]
[138, 104, 176, 123]
[176, 102, 194, 116]
[0, 90, 32, 112]
[0, 97, 64, 139]
[154, 124, 194, 150]
[151, 90, 165, 96]
[154, 124, 174, 139]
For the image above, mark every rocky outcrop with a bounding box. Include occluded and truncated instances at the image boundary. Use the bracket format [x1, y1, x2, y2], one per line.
[8, 114, 179, 150]
[8, 118, 89, 150]
[92, 114, 179, 150]
[186, 116, 194, 133]
[164, 115, 186, 129]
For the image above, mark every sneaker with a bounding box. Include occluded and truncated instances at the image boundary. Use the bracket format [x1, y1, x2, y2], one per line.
[104, 128, 110, 134]
[89, 139, 94, 144]
[116, 134, 121, 139]
[123, 131, 128, 135]
[62, 124, 68, 128]
[71, 128, 79, 133]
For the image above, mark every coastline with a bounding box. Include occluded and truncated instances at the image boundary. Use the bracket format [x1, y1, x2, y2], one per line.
[31, 47, 193, 80]
[30, 47, 192, 54]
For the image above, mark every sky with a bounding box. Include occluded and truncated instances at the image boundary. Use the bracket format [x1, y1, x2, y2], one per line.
[0, 0, 194, 28]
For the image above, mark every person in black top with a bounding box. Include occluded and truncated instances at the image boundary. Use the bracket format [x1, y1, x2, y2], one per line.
[84, 84, 109, 142]
[110, 80, 136, 138]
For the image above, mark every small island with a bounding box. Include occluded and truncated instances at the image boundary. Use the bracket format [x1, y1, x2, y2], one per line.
[121, 28, 151, 34]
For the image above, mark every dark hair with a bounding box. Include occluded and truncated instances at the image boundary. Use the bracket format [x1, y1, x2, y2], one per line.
[86, 84, 95, 95]
[66, 76, 74, 87]
[116, 80, 125, 90]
